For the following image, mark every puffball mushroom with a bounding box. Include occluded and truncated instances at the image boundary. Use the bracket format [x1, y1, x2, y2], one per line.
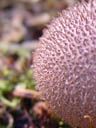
[33, 0, 96, 128]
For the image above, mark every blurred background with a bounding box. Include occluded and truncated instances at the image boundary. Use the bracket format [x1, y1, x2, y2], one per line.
[0, 0, 82, 128]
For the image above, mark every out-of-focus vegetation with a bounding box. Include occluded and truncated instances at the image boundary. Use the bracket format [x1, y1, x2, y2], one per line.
[0, 0, 80, 127]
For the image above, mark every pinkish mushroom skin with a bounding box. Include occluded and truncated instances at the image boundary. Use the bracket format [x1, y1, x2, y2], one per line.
[33, 0, 96, 128]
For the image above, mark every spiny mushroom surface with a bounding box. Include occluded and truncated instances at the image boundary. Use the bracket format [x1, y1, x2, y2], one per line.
[33, 0, 96, 128]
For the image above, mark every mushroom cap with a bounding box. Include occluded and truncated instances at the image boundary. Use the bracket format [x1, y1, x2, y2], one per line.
[33, 0, 96, 128]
